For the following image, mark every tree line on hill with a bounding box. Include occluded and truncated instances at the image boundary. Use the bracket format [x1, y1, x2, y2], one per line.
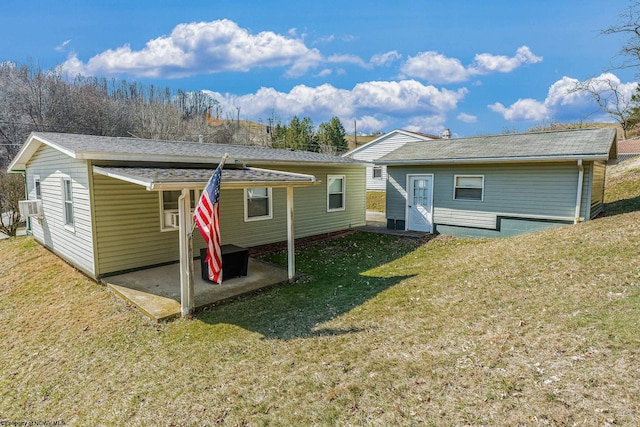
[0, 61, 350, 170]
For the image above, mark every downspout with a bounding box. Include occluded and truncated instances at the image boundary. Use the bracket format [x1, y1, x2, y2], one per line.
[574, 159, 584, 224]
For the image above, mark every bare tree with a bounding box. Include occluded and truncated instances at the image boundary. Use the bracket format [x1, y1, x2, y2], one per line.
[573, 76, 637, 139]
[0, 171, 25, 237]
[604, 1, 640, 73]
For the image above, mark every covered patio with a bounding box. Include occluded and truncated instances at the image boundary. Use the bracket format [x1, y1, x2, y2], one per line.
[104, 257, 289, 321]
[93, 163, 317, 319]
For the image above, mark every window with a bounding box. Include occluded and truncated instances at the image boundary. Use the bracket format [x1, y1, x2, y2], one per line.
[327, 175, 345, 211]
[62, 177, 74, 228]
[34, 175, 41, 199]
[454, 175, 484, 201]
[160, 189, 200, 231]
[244, 188, 272, 221]
[372, 166, 383, 179]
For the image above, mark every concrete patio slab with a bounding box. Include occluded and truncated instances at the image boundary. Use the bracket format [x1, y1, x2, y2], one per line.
[104, 258, 289, 321]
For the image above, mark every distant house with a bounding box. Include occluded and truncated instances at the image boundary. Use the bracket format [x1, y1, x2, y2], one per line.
[378, 128, 617, 238]
[617, 137, 640, 161]
[8, 132, 367, 280]
[343, 129, 440, 191]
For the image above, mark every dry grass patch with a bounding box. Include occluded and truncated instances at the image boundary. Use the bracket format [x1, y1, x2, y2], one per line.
[0, 162, 638, 425]
[366, 191, 386, 212]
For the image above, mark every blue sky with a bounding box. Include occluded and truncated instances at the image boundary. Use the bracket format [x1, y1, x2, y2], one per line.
[2, 0, 638, 137]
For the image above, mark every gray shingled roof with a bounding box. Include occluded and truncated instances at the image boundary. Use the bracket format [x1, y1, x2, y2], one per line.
[93, 166, 317, 190]
[378, 128, 617, 164]
[29, 132, 364, 166]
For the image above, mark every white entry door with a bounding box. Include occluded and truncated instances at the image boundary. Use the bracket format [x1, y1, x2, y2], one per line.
[407, 175, 433, 232]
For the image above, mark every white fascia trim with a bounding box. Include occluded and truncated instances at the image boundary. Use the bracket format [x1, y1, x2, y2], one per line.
[93, 166, 153, 189]
[8, 134, 78, 171]
[245, 166, 317, 182]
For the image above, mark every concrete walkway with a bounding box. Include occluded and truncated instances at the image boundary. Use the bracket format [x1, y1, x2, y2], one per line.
[104, 258, 289, 321]
[361, 210, 431, 238]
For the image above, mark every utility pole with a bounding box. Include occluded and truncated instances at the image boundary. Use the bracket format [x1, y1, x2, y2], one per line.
[353, 119, 358, 148]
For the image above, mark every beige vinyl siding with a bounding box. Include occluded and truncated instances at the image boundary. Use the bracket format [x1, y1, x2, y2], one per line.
[204, 165, 366, 249]
[94, 164, 365, 276]
[387, 162, 586, 230]
[92, 173, 179, 276]
[24, 145, 95, 276]
[589, 161, 606, 218]
[433, 208, 496, 229]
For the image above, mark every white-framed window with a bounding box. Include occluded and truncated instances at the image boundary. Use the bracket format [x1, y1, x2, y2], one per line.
[372, 166, 383, 179]
[327, 175, 346, 211]
[244, 188, 272, 221]
[61, 177, 74, 229]
[159, 189, 200, 231]
[33, 175, 41, 199]
[454, 175, 484, 201]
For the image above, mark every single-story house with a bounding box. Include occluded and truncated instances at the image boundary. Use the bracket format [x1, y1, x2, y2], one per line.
[617, 137, 640, 162]
[8, 132, 367, 285]
[343, 129, 440, 191]
[377, 128, 617, 238]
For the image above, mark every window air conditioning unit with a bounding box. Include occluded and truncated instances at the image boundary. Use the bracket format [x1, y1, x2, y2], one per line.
[169, 212, 180, 228]
[18, 199, 43, 219]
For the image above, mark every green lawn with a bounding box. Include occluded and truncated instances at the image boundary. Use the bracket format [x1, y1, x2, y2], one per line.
[0, 161, 639, 425]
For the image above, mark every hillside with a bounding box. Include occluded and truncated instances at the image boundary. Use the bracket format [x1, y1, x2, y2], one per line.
[0, 158, 638, 425]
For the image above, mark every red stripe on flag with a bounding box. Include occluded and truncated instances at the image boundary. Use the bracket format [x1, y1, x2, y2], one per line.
[194, 163, 223, 284]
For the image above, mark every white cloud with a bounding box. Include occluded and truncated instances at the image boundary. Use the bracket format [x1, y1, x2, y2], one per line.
[54, 39, 71, 52]
[405, 115, 447, 135]
[352, 115, 387, 133]
[471, 46, 542, 74]
[314, 68, 332, 77]
[314, 35, 335, 44]
[401, 51, 469, 84]
[61, 19, 323, 78]
[457, 112, 478, 123]
[341, 35, 358, 42]
[203, 79, 467, 133]
[489, 98, 550, 121]
[370, 50, 402, 67]
[327, 53, 370, 68]
[489, 72, 638, 122]
[401, 46, 542, 84]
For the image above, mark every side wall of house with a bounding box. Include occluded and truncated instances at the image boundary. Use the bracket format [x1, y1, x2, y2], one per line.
[386, 162, 588, 238]
[350, 133, 430, 191]
[364, 166, 387, 191]
[25, 145, 96, 276]
[93, 164, 365, 276]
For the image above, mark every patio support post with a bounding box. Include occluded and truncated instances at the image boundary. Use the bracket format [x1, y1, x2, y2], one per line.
[286, 186, 295, 282]
[179, 189, 195, 317]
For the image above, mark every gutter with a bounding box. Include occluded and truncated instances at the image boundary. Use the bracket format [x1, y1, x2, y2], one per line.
[574, 159, 584, 223]
[378, 154, 610, 165]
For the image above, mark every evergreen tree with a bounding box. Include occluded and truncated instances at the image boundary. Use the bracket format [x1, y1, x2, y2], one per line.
[316, 116, 348, 154]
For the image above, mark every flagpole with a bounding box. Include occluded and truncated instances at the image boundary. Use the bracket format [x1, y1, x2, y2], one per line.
[191, 154, 229, 235]
[183, 154, 231, 317]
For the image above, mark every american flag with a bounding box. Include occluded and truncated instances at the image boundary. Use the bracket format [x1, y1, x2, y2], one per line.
[194, 163, 223, 284]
